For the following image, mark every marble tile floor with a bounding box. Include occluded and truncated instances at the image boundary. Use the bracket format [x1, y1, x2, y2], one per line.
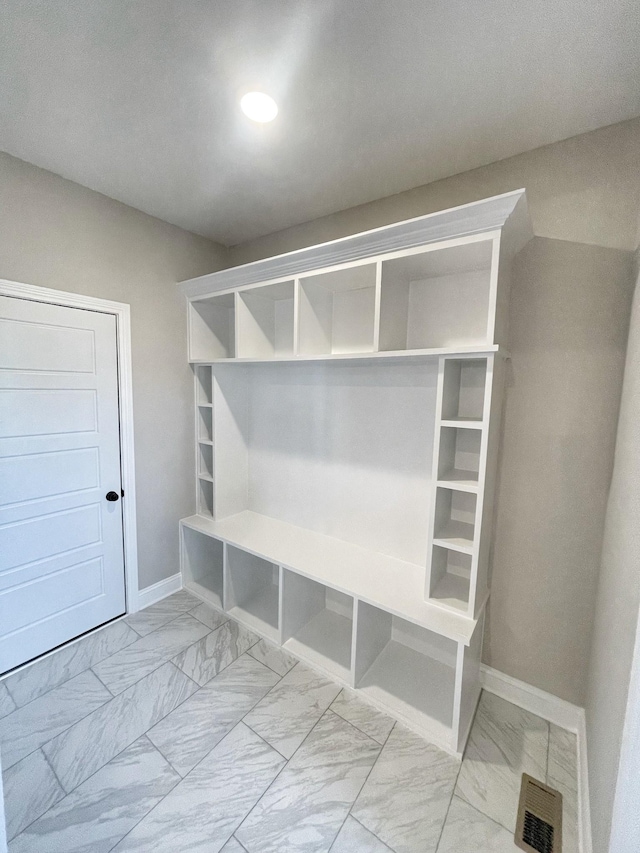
[0, 591, 580, 853]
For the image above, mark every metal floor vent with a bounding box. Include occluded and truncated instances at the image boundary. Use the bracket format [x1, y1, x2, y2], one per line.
[515, 773, 562, 853]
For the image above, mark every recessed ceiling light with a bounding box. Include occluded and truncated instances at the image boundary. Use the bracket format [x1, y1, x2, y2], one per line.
[240, 92, 278, 123]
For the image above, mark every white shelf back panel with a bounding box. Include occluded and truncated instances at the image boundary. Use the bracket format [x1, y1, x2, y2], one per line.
[190, 294, 235, 361]
[379, 241, 493, 352]
[438, 427, 481, 483]
[441, 359, 487, 421]
[212, 361, 437, 566]
[299, 264, 377, 355]
[237, 281, 295, 358]
[355, 601, 457, 744]
[226, 544, 280, 638]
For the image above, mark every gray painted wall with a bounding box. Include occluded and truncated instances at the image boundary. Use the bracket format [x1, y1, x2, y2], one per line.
[228, 119, 640, 704]
[586, 250, 640, 853]
[0, 151, 228, 591]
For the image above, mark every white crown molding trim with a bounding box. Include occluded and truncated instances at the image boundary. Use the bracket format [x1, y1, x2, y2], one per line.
[179, 188, 530, 298]
[480, 665, 591, 853]
[137, 573, 183, 611]
[0, 278, 140, 614]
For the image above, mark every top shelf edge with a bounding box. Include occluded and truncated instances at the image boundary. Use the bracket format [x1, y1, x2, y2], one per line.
[190, 345, 509, 367]
[179, 189, 530, 298]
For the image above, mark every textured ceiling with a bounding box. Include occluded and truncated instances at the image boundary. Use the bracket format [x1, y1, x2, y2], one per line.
[1, 0, 639, 245]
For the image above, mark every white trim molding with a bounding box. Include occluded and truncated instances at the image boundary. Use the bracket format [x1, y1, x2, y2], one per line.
[480, 664, 583, 731]
[137, 573, 183, 610]
[481, 665, 592, 853]
[0, 278, 140, 614]
[179, 189, 531, 297]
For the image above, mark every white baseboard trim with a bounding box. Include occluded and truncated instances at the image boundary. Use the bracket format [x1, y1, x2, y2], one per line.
[576, 709, 593, 853]
[480, 664, 582, 731]
[480, 665, 591, 853]
[136, 573, 183, 611]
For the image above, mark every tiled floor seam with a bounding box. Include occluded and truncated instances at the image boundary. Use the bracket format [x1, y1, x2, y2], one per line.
[90, 666, 117, 696]
[340, 723, 402, 853]
[106, 720, 275, 853]
[232, 835, 250, 852]
[432, 745, 464, 853]
[241, 716, 290, 759]
[13, 735, 181, 849]
[0, 687, 116, 775]
[2, 615, 143, 704]
[329, 705, 390, 749]
[40, 744, 67, 794]
[53, 661, 198, 796]
[151, 660, 287, 775]
[234, 705, 342, 842]
[327, 722, 392, 852]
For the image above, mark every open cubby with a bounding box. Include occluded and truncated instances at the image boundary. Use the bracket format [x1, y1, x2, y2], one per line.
[225, 546, 280, 640]
[355, 601, 457, 742]
[189, 293, 235, 361]
[236, 282, 295, 359]
[198, 478, 213, 518]
[198, 443, 213, 479]
[198, 406, 213, 442]
[428, 546, 472, 613]
[433, 487, 477, 552]
[282, 570, 354, 680]
[441, 358, 487, 422]
[437, 427, 481, 489]
[182, 526, 224, 609]
[378, 241, 493, 351]
[298, 264, 377, 355]
[196, 365, 212, 405]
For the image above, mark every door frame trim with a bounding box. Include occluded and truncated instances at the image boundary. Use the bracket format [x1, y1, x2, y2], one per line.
[0, 278, 141, 614]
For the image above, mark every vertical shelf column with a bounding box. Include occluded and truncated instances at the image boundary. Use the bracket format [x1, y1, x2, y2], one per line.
[195, 365, 214, 518]
[425, 355, 501, 618]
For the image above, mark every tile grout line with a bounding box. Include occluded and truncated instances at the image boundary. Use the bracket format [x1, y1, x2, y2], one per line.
[231, 834, 250, 852]
[48, 659, 198, 796]
[326, 704, 388, 749]
[108, 718, 282, 853]
[151, 651, 287, 776]
[3, 620, 143, 708]
[328, 719, 395, 852]
[234, 694, 341, 841]
[2, 597, 207, 778]
[12, 734, 182, 847]
[4, 748, 66, 844]
[433, 746, 464, 853]
[90, 665, 117, 697]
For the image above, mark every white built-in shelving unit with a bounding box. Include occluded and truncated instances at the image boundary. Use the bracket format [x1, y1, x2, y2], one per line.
[177, 190, 531, 755]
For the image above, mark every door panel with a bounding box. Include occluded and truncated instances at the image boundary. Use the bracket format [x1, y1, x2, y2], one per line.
[0, 295, 126, 673]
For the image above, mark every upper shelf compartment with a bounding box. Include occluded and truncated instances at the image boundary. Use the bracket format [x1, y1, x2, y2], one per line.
[236, 281, 295, 358]
[298, 264, 377, 356]
[189, 293, 235, 361]
[379, 239, 494, 352]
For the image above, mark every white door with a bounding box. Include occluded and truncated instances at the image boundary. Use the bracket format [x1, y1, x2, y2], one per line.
[0, 295, 126, 673]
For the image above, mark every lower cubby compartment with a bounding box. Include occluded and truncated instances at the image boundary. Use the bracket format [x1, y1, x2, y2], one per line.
[428, 546, 472, 613]
[181, 526, 224, 609]
[282, 570, 354, 681]
[225, 545, 280, 640]
[354, 601, 456, 747]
